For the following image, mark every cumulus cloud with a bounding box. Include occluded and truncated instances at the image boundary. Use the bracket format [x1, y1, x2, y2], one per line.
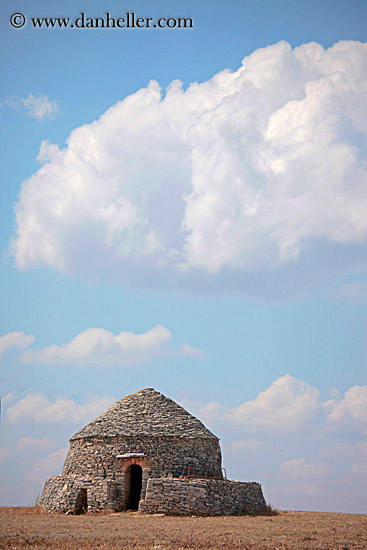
[279, 457, 330, 479]
[0, 331, 34, 358]
[326, 385, 367, 424]
[19, 325, 172, 367]
[210, 374, 322, 427]
[10, 41, 367, 296]
[6, 94, 59, 120]
[199, 374, 367, 437]
[6, 394, 115, 424]
[16, 437, 55, 453]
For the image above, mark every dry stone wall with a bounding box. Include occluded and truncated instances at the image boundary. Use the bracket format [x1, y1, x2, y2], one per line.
[39, 434, 223, 513]
[63, 434, 222, 481]
[38, 475, 117, 513]
[39, 475, 268, 516]
[139, 478, 267, 516]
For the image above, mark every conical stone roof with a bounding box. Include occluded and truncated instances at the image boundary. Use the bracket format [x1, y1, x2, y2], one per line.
[71, 388, 218, 440]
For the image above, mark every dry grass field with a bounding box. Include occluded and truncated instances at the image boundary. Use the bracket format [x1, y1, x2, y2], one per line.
[0, 507, 366, 549]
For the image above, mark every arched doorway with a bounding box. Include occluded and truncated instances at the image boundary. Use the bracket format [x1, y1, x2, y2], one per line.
[127, 464, 142, 510]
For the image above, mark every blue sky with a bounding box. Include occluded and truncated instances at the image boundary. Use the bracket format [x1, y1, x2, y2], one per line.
[1, 0, 366, 512]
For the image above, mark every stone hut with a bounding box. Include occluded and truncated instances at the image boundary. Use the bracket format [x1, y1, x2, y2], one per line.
[39, 388, 267, 515]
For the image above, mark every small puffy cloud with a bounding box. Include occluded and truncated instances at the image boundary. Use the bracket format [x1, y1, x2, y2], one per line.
[6, 94, 59, 120]
[199, 400, 227, 421]
[19, 325, 172, 367]
[0, 448, 10, 465]
[231, 440, 263, 452]
[0, 331, 34, 358]
[10, 41, 367, 297]
[6, 394, 115, 424]
[27, 448, 68, 482]
[279, 457, 330, 479]
[333, 281, 367, 302]
[295, 482, 323, 497]
[16, 437, 55, 453]
[178, 344, 208, 359]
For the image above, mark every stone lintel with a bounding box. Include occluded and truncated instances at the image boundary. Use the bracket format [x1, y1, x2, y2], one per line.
[116, 453, 145, 458]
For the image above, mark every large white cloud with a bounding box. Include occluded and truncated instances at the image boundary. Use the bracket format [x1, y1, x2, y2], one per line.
[10, 41, 367, 295]
[199, 374, 367, 434]
[200, 374, 323, 428]
[0, 331, 34, 358]
[6, 394, 115, 424]
[326, 385, 367, 424]
[19, 325, 173, 367]
[228, 374, 322, 425]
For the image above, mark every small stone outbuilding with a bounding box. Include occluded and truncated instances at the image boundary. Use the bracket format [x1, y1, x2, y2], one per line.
[39, 388, 267, 515]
